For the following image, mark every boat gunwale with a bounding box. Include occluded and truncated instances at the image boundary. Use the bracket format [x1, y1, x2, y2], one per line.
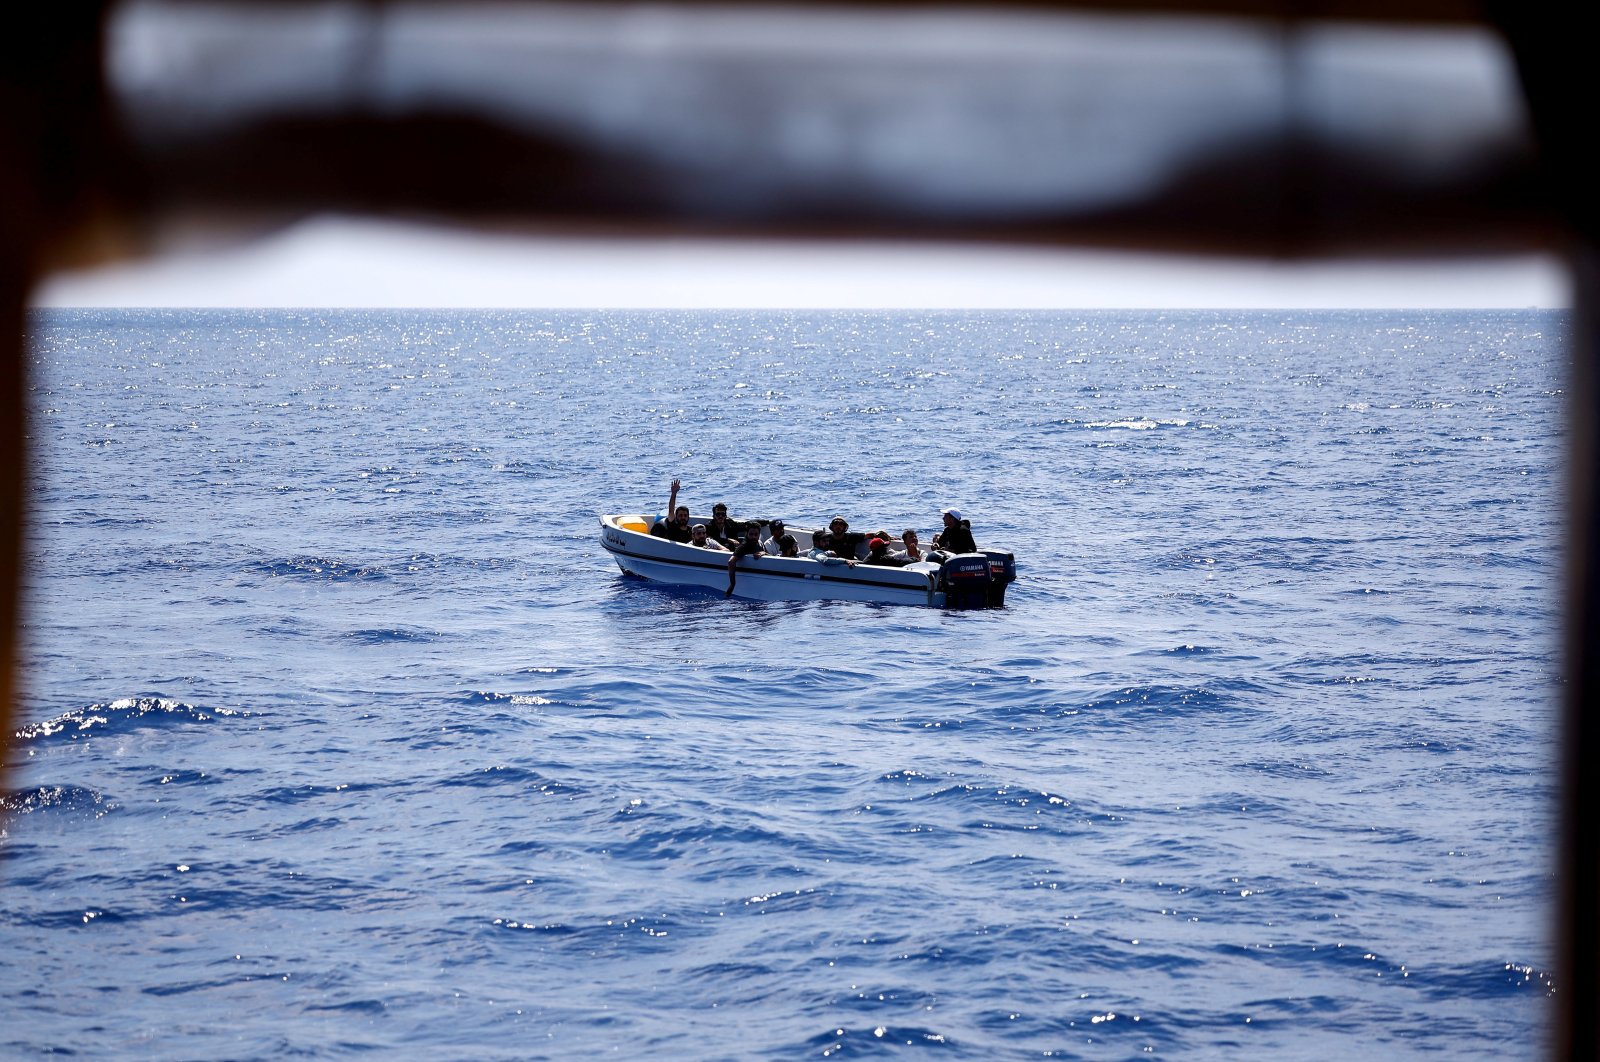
[599, 514, 938, 594]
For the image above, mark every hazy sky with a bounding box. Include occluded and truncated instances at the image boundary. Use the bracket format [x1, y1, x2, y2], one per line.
[32, 215, 1569, 310]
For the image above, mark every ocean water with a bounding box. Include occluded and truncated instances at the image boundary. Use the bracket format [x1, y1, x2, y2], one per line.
[4, 308, 1561, 1059]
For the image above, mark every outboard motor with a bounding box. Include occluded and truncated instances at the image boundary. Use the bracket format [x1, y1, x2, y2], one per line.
[984, 550, 1017, 607]
[941, 553, 993, 610]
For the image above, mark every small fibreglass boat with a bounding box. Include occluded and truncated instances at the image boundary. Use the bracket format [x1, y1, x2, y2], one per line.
[599, 514, 1015, 608]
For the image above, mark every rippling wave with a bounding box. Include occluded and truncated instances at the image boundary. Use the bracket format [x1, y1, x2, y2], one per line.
[14, 697, 245, 746]
[5, 308, 1560, 1059]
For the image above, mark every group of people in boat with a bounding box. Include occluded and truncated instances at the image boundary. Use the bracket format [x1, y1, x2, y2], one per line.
[648, 478, 979, 595]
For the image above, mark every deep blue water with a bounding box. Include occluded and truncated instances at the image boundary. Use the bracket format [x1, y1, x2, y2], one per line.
[4, 309, 1562, 1058]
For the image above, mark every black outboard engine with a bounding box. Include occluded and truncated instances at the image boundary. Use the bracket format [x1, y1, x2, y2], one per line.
[983, 550, 1017, 607]
[941, 553, 993, 610]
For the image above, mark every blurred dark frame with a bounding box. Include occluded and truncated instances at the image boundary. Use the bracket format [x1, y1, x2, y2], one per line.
[1, 1, 1589, 1054]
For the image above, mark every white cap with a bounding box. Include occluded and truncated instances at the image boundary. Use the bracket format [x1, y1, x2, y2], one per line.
[942, 508, 963, 521]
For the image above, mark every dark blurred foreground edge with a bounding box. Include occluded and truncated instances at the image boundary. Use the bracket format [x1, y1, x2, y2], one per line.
[0, 2, 1592, 1057]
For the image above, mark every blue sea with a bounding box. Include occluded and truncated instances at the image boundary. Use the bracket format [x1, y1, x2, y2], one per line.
[4, 309, 1562, 1058]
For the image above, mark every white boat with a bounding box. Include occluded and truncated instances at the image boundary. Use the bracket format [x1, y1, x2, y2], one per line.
[599, 513, 1016, 608]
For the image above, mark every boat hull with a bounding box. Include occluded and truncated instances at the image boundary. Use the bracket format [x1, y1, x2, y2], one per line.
[600, 514, 944, 605]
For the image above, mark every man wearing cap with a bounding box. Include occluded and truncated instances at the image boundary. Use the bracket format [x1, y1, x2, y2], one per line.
[863, 536, 910, 567]
[825, 515, 866, 561]
[932, 508, 977, 554]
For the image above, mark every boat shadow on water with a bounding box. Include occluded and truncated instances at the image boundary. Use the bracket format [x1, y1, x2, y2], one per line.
[607, 572, 949, 619]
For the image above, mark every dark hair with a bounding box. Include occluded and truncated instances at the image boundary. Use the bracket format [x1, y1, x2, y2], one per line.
[778, 534, 796, 548]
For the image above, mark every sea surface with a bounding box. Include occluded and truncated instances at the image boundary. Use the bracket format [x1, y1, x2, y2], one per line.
[3, 309, 1563, 1059]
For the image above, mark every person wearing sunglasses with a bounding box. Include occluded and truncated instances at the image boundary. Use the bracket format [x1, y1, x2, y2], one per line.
[705, 503, 740, 549]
